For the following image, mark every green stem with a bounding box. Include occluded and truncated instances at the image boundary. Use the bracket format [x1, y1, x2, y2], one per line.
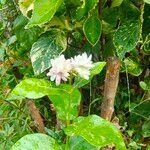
[139, 3, 145, 42]
[65, 76, 73, 150]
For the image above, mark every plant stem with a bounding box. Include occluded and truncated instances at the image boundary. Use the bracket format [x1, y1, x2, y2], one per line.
[101, 57, 120, 120]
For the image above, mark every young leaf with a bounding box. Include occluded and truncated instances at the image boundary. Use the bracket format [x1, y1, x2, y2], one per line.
[83, 16, 102, 46]
[76, 0, 99, 21]
[74, 62, 106, 88]
[11, 133, 60, 150]
[30, 34, 66, 75]
[26, 0, 63, 28]
[139, 77, 150, 91]
[111, 0, 123, 8]
[65, 115, 126, 150]
[144, 0, 150, 4]
[7, 78, 81, 121]
[121, 57, 143, 76]
[19, 0, 34, 17]
[113, 22, 140, 59]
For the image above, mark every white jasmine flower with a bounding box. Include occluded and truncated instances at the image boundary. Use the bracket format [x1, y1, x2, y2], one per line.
[71, 53, 94, 80]
[47, 55, 72, 86]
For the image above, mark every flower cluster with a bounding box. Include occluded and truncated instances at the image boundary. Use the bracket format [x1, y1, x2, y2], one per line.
[47, 53, 94, 85]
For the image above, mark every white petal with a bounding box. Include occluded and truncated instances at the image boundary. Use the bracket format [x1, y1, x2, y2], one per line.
[56, 75, 61, 86]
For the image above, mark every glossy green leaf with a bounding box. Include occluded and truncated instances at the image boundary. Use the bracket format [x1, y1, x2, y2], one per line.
[121, 57, 143, 76]
[26, 0, 63, 28]
[68, 136, 98, 150]
[113, 22, 140, 59]
[76, 0, 99, 21]
[74, 62, 106, 88]
[19, 0, 34, 17]
[7, 78, 81, 121]
[30, 33, 66, 75]
[65, 115, 126, 150]
[48, 84, 81, 121]
[83, 16, 102, 46]
[111, 0, 123, 8]
[8, 78, 53, 99]
[144, 0, 150, 4]
[11, 133, 60, 150]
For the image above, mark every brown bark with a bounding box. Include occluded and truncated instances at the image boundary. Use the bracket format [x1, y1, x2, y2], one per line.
[27, 100, 45, 133]
[101, 57, 120, 121]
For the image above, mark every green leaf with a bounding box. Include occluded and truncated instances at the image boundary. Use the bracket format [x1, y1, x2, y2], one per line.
[7, 78, 81, 121]
[102, 7, 119, 29]
[11, 133, 60, 150]
[0, 46, 5, 61]
[121, 57, 143, 76]
[142, 120, 150, 138]
[144, 0, 150, 4]
[111, 0, 123, 8]
[133, 100, 150, 119]
[26, 0, 63, 28]
[83, 16, 102, 46]
[13, 15, 41, 51]
[76, 0, 99, 21]
[30, 33, 67, 75]
[0, 0, 6, 5]
[48, 84, 81, 121]
[65, 115, 126, 150]
[113, 22, 140, 59]
[19, 0, 34, 18]
[139, 77, 150, 91]
[68, 136, 98, 150]
[143, 34, 150, 54]
[8, 78, 53, 99]
[74, 62, 106, 88]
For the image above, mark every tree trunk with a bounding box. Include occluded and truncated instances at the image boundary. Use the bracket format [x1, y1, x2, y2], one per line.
[101, 57, 120, 121]
[27, 100, 45, 133]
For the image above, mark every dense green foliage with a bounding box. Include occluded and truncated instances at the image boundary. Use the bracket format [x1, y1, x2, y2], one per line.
[0, 0, 150, 149]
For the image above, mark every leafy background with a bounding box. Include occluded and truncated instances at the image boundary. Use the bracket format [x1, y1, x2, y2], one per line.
[0, 0, 150, 149]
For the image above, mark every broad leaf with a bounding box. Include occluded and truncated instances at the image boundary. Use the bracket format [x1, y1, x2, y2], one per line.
[83, 16, 102, 46]
[19, 0, 34, 18]
[65, 115, 126, 150]
[7, 78, 81, 121]
[11, 133, 60, 150]
[8, 78, 54, 99]
[13, 15, 41, 51]
[111, 0, 123, 8]
[113, 22, 140, 59]
[144, 0, 150, 4]
[48, 84, 81, 121]
[74, 62, 106, 88]
[68, 136, 98, 150]
[30, 33, 67, 75]
[121, 57, 143, 76]
[76, 0, 99, 21]
[26, 0, 63, 28]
